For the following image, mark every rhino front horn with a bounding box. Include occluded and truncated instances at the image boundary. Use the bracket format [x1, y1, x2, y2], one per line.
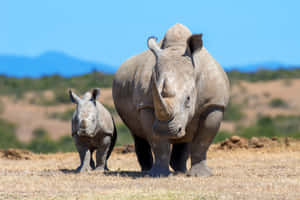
[151, 71, 173, 121]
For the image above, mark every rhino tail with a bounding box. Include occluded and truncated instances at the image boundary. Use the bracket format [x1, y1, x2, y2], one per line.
[106, 119, 117, 161]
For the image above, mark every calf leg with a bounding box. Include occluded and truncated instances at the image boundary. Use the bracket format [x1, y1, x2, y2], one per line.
[188, 107, 223, 177]
[90, 149, 95, 169]
[95, 136, 111, 171]
[75, 145, 93, 173]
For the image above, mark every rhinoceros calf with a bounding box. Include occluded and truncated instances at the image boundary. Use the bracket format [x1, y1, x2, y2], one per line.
[113, 24, 230, 177]
[69, 88, 117, 172]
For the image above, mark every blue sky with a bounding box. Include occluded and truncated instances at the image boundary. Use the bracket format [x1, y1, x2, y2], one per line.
[0, 0, 299, 68]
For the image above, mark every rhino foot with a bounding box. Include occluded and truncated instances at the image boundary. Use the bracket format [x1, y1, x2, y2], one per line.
[75, 165, 92, 173]
[148, 166, 170, 177]
[187, 161, 212, 177]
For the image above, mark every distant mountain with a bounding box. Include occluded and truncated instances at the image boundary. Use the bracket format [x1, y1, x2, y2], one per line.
[0, 51, 298, 78]
[0, 51, 118, 77]
[224, 61, 295, 72]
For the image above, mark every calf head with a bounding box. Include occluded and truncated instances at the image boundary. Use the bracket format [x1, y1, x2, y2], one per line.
[148, 33, 203, 139]
[69, 88, 101, 137]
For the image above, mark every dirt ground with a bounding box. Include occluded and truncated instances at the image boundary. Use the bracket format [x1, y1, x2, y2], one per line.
[0, 140, 299, 200]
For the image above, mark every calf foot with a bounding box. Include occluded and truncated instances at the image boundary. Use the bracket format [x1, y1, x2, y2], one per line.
[187, 161, 212, 177]
[75, 165, 92, 173]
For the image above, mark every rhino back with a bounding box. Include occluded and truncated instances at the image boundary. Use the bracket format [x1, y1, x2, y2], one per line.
[193, 47, 230, 112]
[113, 49, 156, 112]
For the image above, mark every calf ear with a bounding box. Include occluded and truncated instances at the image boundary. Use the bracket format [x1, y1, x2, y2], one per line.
[92, 88, 101, 101]
[69, 89, 80, 104]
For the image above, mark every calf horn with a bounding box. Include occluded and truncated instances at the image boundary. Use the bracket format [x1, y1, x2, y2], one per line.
[151, 71, 173, 121]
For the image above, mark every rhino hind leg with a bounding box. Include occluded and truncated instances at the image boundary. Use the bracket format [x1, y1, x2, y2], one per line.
[133, 134, 153, 171]
[188, 107, 223, 177]
[170, 143, 189, 173]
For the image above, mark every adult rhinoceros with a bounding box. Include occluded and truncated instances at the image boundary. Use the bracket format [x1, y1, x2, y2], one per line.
[113, 24, 230, 177]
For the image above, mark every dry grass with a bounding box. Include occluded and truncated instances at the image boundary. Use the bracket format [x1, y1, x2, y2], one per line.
[0, 141, 300, 200]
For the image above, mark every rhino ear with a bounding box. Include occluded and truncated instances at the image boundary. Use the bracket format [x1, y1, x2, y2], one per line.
[187, 34, 203, 55]
[92, 88, 101, 102]
[69, 89, 80, 104]
[147, 36, 162, 58]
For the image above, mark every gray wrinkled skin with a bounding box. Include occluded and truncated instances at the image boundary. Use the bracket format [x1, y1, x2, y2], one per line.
[113, 24, 230, 177]
[69, 88, 117, 173]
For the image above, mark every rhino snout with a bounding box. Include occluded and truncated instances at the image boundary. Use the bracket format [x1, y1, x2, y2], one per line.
[152, 119, 184, 139]
[80, 120, 87, 129]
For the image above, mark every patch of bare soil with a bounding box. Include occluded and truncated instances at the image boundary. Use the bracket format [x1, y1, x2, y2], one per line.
[0, 141, 299, 200]
[0, 148, 44, 160]
[217, 135, 286, 150]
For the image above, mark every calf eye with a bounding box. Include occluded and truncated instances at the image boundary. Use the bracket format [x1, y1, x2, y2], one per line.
[185, 96, 190, 108]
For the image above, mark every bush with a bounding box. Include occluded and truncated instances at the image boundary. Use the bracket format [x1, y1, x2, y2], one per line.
[237, 115, 300, 139]
[103, 104, 117, 115]
[0, 99, 3, 114]
[0, 72, 114, 101]
[0, 119, 23, 149]
[115, 123, 133, 146]
[27, 128, 76, 153]
[269, 98, 288, 108]
[223, 102, 244, 121]
[213, 131, 232, 143]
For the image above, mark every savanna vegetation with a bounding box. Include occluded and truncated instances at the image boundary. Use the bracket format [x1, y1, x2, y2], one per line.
[1, 68, 300, 153]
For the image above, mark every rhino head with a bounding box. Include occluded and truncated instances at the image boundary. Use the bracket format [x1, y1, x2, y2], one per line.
[148, 32, 203, 139]
[69, 88, 101, 137]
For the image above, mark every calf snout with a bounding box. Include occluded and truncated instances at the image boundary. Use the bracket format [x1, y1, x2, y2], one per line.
[80, 120, 87, 129]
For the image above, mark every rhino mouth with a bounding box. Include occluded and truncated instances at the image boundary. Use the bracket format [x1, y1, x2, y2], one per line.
[152, 119, 185, 139]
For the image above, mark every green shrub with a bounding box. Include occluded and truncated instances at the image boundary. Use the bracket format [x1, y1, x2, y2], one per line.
[27, 128, 76, 153]
[0, 119, 23, 149]
[269, 98, 288, 108]
[103, 104, 117, 115]
[223, 102, 244, 121]
[0, 99, 3, 114]
[0, 72, 114, 100]
[213, 131, 232, 143]
[115, 123, 133, 146]
[237, 115, 300, 139]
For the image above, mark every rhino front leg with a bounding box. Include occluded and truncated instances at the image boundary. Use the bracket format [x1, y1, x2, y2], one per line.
[95, 136, 111, 172]
[170, 143, 189, 173]
[75, 145, 93, 173]
[188, 107, 223, 177]
[148, 139, 171, 177]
